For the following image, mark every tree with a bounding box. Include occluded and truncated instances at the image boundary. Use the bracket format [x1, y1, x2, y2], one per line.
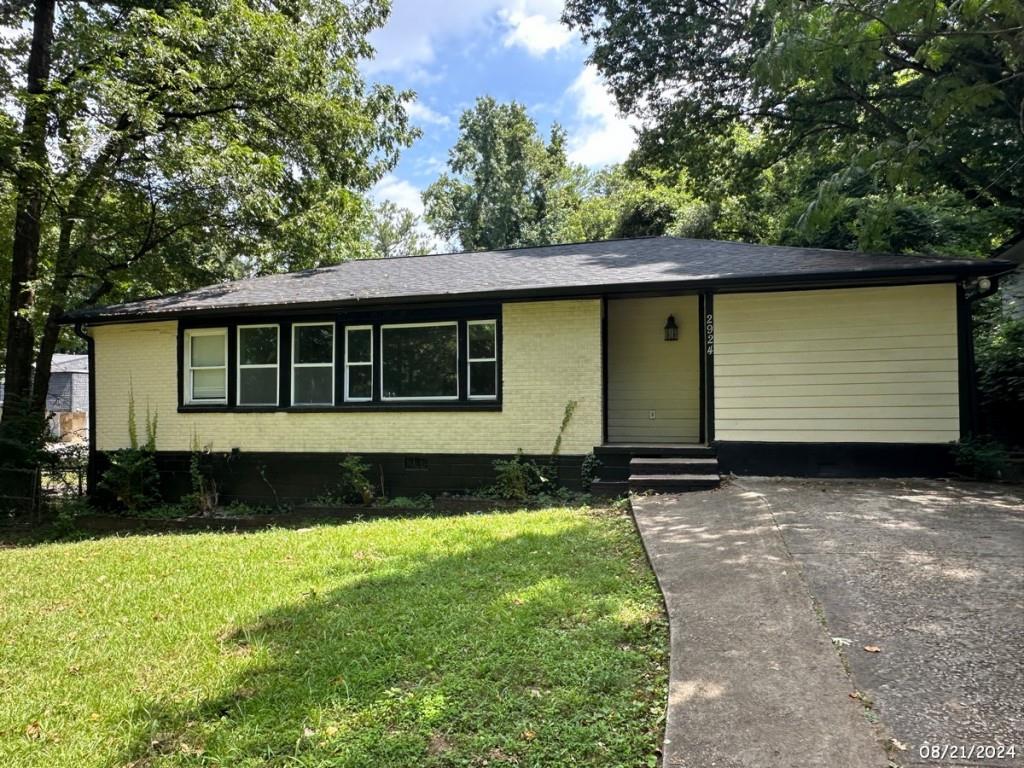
[363, 201, 432, 258]
[0, 0, 416, 461]
[974, 297, 1024, 445]
[423, 97, 581, 250]
[555, 166, 716, 242]
[564, 0, 1022, 252]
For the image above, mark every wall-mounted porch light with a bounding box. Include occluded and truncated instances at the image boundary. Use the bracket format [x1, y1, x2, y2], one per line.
[664, 314, 679, 341]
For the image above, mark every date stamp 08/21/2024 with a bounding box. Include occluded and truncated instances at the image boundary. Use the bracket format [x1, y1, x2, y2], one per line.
[915, 744, 1018, 762]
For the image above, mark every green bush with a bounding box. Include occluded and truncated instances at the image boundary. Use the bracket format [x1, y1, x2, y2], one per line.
[98, 386, 160, 513]
[181, 434, 218, 516]
[953, 437, 1011, 481]
[316, 455, 376, 505]
[491, 453, 550, 500]
[98, 449, 161, 512]
[581, 452, 602, 486]
[974, 299, 1024, 447]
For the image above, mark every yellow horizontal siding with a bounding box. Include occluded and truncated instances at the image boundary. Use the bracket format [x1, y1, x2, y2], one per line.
[714, 284, 960, 443]
[92, 300, 603, 454]
[717, 383, 957, 397]
[606, 296, 699, 443]
[717, 334, 955, 354]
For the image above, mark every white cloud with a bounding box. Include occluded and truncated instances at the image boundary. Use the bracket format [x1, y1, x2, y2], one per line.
[565, 65, 639, 166]
[405, 100, 451, 127]
[365, 0, 493, 75]
[501, 9, 573, 56]
[371, 174, 424, 216]
[365, 0, 575, 76]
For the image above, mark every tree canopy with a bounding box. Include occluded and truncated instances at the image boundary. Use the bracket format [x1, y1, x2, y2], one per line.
[563, 0, 1023, 254]
[1, 0, 416, 455]
[362, 200, 433, 258]
[423, 97, 582, 251]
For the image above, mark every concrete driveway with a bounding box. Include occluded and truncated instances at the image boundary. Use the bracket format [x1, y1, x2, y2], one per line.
[632, 478, 1023, 768]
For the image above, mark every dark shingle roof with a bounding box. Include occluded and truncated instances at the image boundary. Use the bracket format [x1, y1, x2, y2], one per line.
[66, 236, 1014, 322]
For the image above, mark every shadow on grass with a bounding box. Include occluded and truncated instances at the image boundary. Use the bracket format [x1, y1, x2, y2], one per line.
[0, 503, 531, 549]
[115, 521, 666, 767]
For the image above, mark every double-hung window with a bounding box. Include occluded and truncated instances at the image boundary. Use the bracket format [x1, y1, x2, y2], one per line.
[467, 320, 497, 399]
[184, 328, 228, 404]
[292, 323, 335, 406]
[237, 325, 279, 406]
[380, 322, 458, 401]
[345, 326, 373, 401]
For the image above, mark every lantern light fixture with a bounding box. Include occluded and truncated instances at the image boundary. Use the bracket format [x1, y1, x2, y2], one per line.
[664, 314, 679, 342]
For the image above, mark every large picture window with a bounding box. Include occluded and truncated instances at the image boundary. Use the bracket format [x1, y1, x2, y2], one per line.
[184, 328, 227, 404]
[467, 320, 497, 399]
[381, 322, 458, 400]
[237, 325, 279, 406]
[292, 323, 334, 406]
[345, 326, 373, 401]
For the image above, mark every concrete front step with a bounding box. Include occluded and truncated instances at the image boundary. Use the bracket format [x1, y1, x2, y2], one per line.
[630, 457, 720, 474]
[629, 473, 721, 492]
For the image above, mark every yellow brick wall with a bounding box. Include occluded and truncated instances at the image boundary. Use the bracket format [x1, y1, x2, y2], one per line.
[92, 300, 603, 454]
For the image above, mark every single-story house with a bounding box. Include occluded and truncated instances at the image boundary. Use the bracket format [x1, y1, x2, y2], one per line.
[0, 353, 90, 443]
[64, 236, 1015, 503]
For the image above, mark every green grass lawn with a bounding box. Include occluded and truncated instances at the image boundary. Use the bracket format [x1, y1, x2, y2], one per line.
[0, 506, 667, 767]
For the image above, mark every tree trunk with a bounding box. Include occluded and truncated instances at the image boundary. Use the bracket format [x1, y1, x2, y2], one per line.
[31, 218, 78, 416]
[30, 134, 130, 415]
[2, 0, 56, 428]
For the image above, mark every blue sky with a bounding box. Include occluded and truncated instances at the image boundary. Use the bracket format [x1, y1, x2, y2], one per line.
[362, 0, 636, 225]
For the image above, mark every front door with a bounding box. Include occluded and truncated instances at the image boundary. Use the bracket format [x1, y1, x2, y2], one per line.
[606, 295, 700, 443]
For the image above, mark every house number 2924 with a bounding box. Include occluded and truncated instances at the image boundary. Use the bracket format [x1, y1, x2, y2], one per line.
[705, 313, 714, 356]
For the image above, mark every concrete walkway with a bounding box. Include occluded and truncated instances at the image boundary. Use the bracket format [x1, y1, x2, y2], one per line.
[632, 488, 887, 768]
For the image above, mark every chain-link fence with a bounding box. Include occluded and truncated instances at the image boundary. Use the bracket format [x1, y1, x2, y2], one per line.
[40, 443, 88, 499]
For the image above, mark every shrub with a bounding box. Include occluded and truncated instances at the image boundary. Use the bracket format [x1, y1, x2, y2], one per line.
[580, 452, 601, 486]
[953, 437, 1011, 481]
[98, 386, 160, 512]
[974, 299, 1024, 447]
[319, 455, 377, 505]
[491, 453, 549, 501]
[98, 448, 161, 512]
[181, 433, 218, 516]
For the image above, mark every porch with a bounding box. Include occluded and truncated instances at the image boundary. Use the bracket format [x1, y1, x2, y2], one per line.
[595, 292, 720, 493]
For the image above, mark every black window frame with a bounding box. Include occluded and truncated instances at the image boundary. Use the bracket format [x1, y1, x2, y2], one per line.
[236, 323, 281, 407]
[176, 305, 502, 413]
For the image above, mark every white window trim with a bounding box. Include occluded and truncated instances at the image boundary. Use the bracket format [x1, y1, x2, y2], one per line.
[184, 327, 228, 405]
[380, 321, 459, 401]
[467, 319, 498, 400]
[237, 324, 280, 406]
[344, 325, 373, 402]
[291, 322, 335, 406]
